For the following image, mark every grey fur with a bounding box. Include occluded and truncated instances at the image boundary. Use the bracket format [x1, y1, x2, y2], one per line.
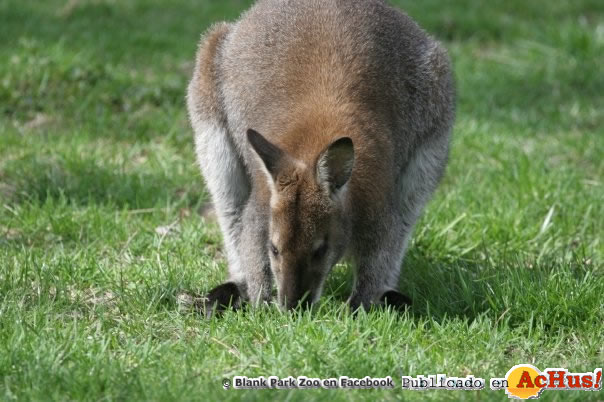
[186, 0, 455, 311]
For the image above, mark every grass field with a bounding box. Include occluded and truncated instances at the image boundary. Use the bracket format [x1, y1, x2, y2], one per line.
[1, 0, 603, 400]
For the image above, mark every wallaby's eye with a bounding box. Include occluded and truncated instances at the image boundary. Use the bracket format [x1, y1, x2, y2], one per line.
[270, 242, 279, 257]
[312, 240, 328, 260]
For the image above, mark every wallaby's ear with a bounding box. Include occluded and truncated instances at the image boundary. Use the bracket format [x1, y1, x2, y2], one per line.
[247, 129, 284, 179]
[316, 137, 354, 193]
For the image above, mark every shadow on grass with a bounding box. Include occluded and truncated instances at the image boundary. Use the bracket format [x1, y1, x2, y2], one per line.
[322, 248, 600, 332]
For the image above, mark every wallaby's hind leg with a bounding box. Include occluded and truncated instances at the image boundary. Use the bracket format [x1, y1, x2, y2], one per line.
[187, 23, 251, 313]
[349, 136, 449, 311]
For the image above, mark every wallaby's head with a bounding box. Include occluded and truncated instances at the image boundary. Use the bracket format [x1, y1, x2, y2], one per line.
[247, 129, 354, 310]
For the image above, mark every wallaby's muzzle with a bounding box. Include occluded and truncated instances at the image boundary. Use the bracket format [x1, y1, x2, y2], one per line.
[278, 269, 316, 310]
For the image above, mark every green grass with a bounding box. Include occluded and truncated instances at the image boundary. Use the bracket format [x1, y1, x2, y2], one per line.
[1, 0, 602, 400]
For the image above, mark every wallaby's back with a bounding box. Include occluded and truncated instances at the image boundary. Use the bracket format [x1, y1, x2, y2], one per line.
[217, 0, 454, 169]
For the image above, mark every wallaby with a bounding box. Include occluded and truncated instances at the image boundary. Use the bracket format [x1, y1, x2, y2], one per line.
[186, 0, 455, 315]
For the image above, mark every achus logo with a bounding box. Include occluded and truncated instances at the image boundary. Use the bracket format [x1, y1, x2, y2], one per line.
[490, 365, 602, 399]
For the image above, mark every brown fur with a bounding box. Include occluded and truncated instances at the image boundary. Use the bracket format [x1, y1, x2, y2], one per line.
[187, 0, 455, 312]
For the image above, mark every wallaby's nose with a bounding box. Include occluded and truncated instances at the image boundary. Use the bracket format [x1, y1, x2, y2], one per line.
[280, 268, 313, 310]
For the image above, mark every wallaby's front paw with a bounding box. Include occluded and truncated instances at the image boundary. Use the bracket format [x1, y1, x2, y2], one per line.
[348, 290, 412, 313]
[379, 290, 412, 311]
[202, 282, 243, 318]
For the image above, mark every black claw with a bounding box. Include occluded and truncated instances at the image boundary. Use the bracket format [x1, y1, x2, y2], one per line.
[380, 290, 412, 311]
[201, 282, 243, 318]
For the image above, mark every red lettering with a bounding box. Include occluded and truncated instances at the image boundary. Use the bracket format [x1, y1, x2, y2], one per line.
[567, 375, 582, 388]
[582, 375, 593, 388]
[548, 371, 566, 388]
[534, 375, 547, 388]
[517, 371, 534, 388]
